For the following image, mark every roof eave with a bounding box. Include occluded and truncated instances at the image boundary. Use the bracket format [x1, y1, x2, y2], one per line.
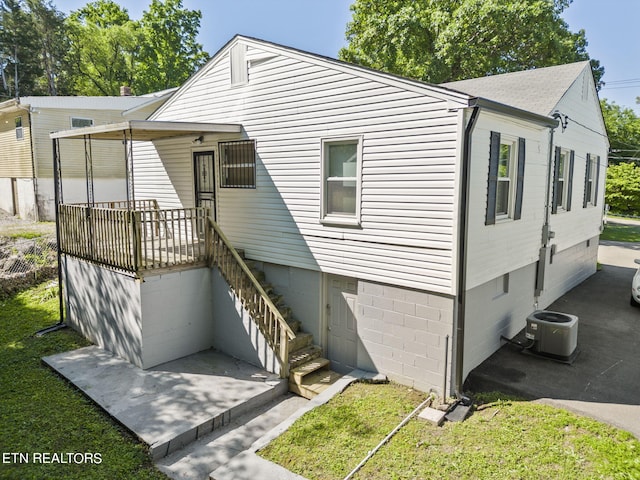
[471, 97, 559, 128]
[50, 120, 243, 141]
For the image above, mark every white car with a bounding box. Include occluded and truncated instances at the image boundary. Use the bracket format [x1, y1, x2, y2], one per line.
[632, 259, 640, 307]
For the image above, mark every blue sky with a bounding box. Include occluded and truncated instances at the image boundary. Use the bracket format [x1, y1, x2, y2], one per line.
[54, 0, 640, 113]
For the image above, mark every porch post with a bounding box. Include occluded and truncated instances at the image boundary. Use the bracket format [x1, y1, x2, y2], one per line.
[123, 127, 136, 207]
[52, 138, 65, 324]
[83, 134, 95, 206]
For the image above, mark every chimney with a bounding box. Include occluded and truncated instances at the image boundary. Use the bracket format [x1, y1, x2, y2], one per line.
[120, 85, 132, 96]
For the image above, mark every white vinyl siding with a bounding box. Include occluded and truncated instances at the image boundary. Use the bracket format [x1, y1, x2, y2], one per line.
[140, 41, 464, 293]
[548, 68, 607, 251]
[468, 111, 546, 289]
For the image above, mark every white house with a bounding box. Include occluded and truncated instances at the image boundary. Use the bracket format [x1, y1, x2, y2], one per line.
[0, 90, 174, 220]
[51, 36, 608, 399]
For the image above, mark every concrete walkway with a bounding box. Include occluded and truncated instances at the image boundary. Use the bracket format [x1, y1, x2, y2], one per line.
[43, 347, 288, 460]
[466, 240, 640, 439]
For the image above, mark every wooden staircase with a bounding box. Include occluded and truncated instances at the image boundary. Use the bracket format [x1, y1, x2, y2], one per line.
[246, 261, 342, 399]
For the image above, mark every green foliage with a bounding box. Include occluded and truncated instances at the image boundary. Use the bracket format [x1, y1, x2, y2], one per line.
[136, 0, 209, 93]
[2, 0, 208, 97]
[600, 221, 640, 243]
[0, 282, 168, 479]
[605, 162, 640, 215]
[339, 0, 603, 86]
[261, 384, 640, 480]
[601, 99, 640, 164]
[65, 0, 208, 95]
[65, 0, 139, 96]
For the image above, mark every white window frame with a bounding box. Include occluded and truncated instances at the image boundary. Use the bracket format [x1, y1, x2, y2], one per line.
[586, 154, 597, 205]
[320, 136, 363, 226]
[15, 116, 23, 140]
[495, 137, 517, 221]
[71, 117, 94, 129]
[556, 149, 570, 211]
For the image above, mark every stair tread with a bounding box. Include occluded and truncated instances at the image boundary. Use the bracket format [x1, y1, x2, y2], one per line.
[289, 369, 343, 399]
[290, 343, 321, 355]
[288, 344, 322, 362]
[291, 357, 330, 381]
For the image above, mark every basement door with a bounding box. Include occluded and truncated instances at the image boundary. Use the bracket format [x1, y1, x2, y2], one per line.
[194, 151, 216, 220]
[326, 275, 358, 374]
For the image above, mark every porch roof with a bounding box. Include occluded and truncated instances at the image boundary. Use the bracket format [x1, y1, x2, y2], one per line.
[50, 119, 242, 141]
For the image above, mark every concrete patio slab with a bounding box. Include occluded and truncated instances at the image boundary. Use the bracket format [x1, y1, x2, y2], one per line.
[465, 240, 640, 439]
[43, 346, 287, 459]
[157, 394, 307, 480]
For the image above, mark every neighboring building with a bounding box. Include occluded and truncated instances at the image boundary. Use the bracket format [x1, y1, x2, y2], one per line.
[51, 36, 608, 399]
[0, 90, 174, 220]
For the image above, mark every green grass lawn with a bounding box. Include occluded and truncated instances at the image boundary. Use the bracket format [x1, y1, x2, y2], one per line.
[0, 282, 168, 480]
[601, 222, 640, 242]
[259, 383, 640, 480]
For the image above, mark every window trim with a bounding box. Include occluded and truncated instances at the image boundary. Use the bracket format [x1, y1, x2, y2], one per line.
[552, 147, 574, 213]
[320, 136, 363, 227]
[218, 139, 256, 189]
[583, 153, 600, 208]
[15, 116, 23, 140]
[486, 132, 525, 225]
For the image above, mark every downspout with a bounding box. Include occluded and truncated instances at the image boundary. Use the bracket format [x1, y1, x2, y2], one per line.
[28, 107, 39, 222]
[535, 115, 560, 299]
[454, 104, 480, 399]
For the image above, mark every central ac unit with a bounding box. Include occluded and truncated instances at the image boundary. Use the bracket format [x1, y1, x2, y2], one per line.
[525, 310, 578, 362]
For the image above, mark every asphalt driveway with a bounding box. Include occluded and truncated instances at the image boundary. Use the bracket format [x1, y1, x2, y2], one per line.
[465, 239, 640, 439]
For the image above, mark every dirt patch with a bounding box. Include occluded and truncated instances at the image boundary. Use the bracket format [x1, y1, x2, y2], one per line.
[0, 209, 58, 298]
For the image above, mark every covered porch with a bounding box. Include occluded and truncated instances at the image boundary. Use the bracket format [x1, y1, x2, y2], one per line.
[50, 121, 296, 378]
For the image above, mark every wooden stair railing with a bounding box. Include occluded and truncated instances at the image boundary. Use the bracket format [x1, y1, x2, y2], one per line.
[206, 217, 296, 378]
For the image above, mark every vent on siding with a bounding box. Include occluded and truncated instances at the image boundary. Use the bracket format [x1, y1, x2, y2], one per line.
[230, 43, 248, 85]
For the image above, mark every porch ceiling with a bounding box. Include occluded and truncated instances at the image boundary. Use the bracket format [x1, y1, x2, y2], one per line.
[49, 120, 242, 141]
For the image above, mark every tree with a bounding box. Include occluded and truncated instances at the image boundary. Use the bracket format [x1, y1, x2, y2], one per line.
[600, 99, 640, 165]
[0, 0, 69, 97]
[605, 162, 640, 215]
[65, 0, 140, 95]
[339, 0, 603, 86]
[0, 0, 43, 97]
[135, 0, 208, 94]
[25, 0, 69, 95]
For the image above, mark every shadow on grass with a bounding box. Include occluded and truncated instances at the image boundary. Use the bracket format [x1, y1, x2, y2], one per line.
[0, 282, 168, 480]
[601, 223, 640, 242]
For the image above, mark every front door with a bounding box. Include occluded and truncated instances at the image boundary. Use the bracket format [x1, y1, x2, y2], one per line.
[194, 151, 215, 220]
[326, 275, 358, 374]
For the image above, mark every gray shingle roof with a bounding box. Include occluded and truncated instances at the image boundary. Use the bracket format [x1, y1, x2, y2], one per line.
[442, 61, 591, 116]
